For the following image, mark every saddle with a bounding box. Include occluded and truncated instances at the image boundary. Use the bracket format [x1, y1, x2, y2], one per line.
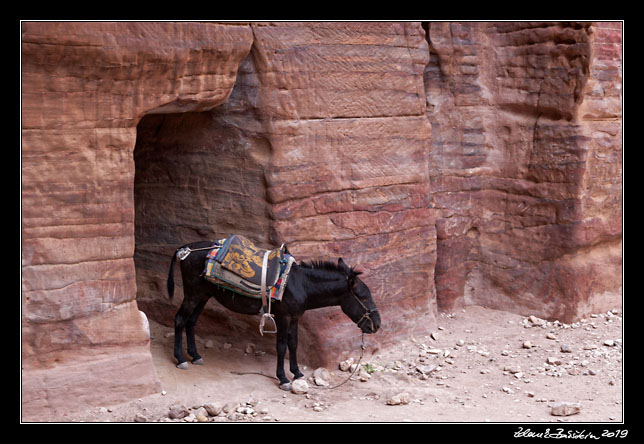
[202, 235, 295, 334]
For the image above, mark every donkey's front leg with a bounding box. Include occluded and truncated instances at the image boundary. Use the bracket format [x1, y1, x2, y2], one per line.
[287, 319, 304, 380]
[275, 317, 291, 390]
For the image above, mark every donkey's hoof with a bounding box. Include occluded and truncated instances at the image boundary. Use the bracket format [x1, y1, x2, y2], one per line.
[279, 382, 292, 391]
[176, 362, 189, 370]
[192, 358, 204, 365]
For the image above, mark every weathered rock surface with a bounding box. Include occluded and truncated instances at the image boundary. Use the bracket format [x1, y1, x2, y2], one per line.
[425, 22, 622, 322]
[21, 21, 621, 420]
[21, 21, 254, 420]
[132, 22, 438, 366]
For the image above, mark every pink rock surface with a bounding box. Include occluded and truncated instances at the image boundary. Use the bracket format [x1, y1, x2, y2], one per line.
[21, 21, 254, 420]
[21, 21, 621, 419]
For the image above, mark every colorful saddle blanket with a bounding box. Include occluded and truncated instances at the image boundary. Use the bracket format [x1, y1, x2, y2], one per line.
[202, 235, 294, 301]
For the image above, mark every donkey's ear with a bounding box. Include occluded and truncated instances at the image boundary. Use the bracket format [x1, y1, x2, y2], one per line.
[338, 257, 350, 273]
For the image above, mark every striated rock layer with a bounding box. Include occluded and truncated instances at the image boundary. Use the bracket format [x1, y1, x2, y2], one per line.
[133, 22, 436, 367]
[22, 21, 621, 419]
[21, 22, 254, 420]
[425, 22, 622, 322]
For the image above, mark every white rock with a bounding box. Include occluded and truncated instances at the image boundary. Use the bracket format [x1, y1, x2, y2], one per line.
[314, 376, 330, 387]
[203, 402, 222, 416]
[168, 405, 190, 419]
[134, 413, 147, 423]
[339, 357, 354, 372]
[290, 378, 309, 395]
[387, 392, 411, 406]
[313, 367, 331, 381]
[416, 364, 437, 375]
[551, 402, 582, 416]
[547, 356, 562, 366]
[529, 315, 546, 326]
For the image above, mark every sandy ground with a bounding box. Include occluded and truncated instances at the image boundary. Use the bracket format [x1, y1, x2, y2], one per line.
[49, 305, 623, 423]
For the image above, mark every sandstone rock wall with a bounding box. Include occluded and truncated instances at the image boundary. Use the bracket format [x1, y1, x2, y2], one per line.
[425, 22, 622, 322]
[133, 22, 437, 366]
[21, 21, 621, 420]
[21, 22, 254, 420]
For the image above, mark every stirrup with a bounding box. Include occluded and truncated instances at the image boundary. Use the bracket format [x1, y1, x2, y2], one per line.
[259, 313, 277, 336]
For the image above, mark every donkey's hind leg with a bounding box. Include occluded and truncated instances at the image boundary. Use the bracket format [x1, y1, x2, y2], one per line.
[173, 294, 207, 369]
[185, 297, 209, 365]
[173, 303, 190, 369]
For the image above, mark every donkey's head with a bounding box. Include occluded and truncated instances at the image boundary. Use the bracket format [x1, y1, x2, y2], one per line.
[337, 258, 381, 334]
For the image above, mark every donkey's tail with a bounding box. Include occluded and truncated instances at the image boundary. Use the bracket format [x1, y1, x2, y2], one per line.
[167, 249, 178, 301]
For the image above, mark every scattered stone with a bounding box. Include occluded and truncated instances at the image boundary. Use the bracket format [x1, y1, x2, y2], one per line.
[314, 376, 330, 387]
[183, 413, 197, 422]
[431, 332, 439, 341]
[551, 402, 582, 416]
[560, 344, 572, 353]
[245, 343, 256, 354]
[522, 341, 533, 349]
[502, 387, 514, 394]
[529, 315, 546, 326]
[387, 392, 410, 406]
[504, 365, 521, 374]
[134, 413, 147, 422]
[416, 364, 437, 375]
[546, 333, 557, 340]
[168, 405, 190, 420]
[339, 357, 354, 372]
[547, 357, 562, 366]
[196, 414, 208, 422]
[222, 342, 232, 350]
[291, 378, 309, 394]
[222, 402, 240, 414]
[604, 340, 615, 347]
[236, 406, 255, 415]
[203, 402, 222, 417]
[427, 348, 442, 355]
[313, 367, 331, 386]
[194, 407, 209, 419]
[456, 339, 465, 347]
[358, 367, 371, 382]
[204, 339, 215, 349]
[161, 390, 167, 396]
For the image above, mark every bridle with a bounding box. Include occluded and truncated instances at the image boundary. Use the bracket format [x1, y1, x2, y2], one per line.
[349, 286, 379, 333]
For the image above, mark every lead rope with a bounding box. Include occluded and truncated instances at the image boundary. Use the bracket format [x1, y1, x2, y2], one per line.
[230, 332, 366, 390]
[317, 332, 366, 390]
